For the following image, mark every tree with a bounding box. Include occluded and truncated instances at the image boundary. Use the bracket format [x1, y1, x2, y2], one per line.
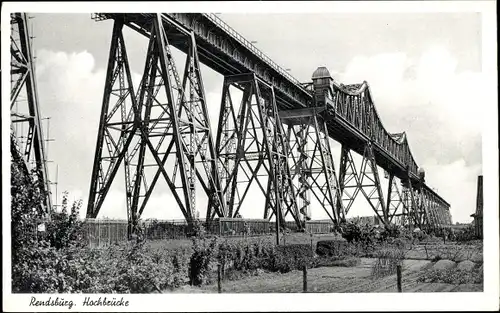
[11, 148, 47, 258]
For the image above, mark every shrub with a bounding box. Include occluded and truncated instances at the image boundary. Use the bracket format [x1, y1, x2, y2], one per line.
[454, 226, 477, 242]
[338, 222, 362, 243]
[371, 247, 405, 278]
[45, 192, 85, 249]
[188, 219, 206, 238]
[11, 151, 47, 259]
[216, 240, 313, 275]
[316, 240, 349, 257]
[417, 267, 483, 284]
[189, 236, 218, 286]
[381, 224, 402, 240]
[11, 151, 88, 293]
[274, 244, 314, 273]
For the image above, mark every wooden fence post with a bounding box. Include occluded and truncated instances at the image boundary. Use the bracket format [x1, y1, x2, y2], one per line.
[217, 264, 222, 293]
[303, 265, 308, 293]
[396, 265, 402, 292]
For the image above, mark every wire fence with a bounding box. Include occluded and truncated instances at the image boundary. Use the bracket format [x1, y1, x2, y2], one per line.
[81, 218, 336, 248]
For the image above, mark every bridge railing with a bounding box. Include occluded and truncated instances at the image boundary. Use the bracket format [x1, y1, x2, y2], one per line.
[203, 13, 304, 88]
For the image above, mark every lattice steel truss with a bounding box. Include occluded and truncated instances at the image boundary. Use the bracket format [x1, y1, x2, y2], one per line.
[85, 14, 452, 232]
[10, 13, 52, 214]
[386, 173, 404, 224]
[337, 143, 389, 225]
[281, 109, 344, 224]
[215, 73, 300, 228]
[86, 15, 225, 233]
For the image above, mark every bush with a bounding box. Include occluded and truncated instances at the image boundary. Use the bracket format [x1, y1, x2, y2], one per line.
[316, 240, 349, 257]
[45, 192, 85, 249]
[11, 152, 47, 258]
[189, 236, 218, 286]
[371, 247, 405, 278]
[316, 239, 375, 259]
[11, 150, 89, 293]
[338, 222, 362, 243]
[454, 226, 477, 242]
[273, 244, 313, 272]
[381, 224, 402, 240]
[417, 266, 483, 284]
[217, 239, 312, 274]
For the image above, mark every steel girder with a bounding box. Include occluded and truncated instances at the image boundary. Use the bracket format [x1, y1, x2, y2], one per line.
[86, 15, 225, 232]
[281, 109, 344, 224]
[10, 13, 52, 214]
[328, 83, 420, 180]
[215, 73, 300, 229]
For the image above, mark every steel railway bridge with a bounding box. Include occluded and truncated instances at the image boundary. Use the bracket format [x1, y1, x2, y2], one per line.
[10, 13, 452, 234]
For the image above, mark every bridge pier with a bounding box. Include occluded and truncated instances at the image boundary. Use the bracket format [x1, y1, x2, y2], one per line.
[214, 73, 301, 229]
[337, 143, 390, 226]
[87, 14, 225, 235]
[280, 108, 345, 224]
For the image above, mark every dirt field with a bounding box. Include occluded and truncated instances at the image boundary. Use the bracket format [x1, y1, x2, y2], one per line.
[167, 258, 482, 293]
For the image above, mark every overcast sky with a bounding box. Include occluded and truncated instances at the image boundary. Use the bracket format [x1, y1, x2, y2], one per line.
[21, 11, 484, 223]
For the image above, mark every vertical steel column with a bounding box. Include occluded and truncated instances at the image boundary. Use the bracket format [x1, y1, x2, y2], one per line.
[134, 15, 226, 224]
[10, 13, 52, 214]
[293, 123, 312, 220]
[86, 19, 138, 222]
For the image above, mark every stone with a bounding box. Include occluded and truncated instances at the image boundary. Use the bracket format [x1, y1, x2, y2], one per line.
[432, 259, 456, 270]
[456, 260, 476, 271]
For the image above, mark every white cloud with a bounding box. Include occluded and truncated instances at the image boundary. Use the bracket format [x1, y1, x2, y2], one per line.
[333, 45, 483, 223]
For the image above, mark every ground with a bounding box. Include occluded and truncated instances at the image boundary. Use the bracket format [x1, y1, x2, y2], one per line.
[166, 258, 482, 293]
[151, 231, 483, 294]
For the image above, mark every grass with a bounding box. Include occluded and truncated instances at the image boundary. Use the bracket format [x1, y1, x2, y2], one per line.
[371, 245, 406, 276]
[314, 256, 361, 268]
